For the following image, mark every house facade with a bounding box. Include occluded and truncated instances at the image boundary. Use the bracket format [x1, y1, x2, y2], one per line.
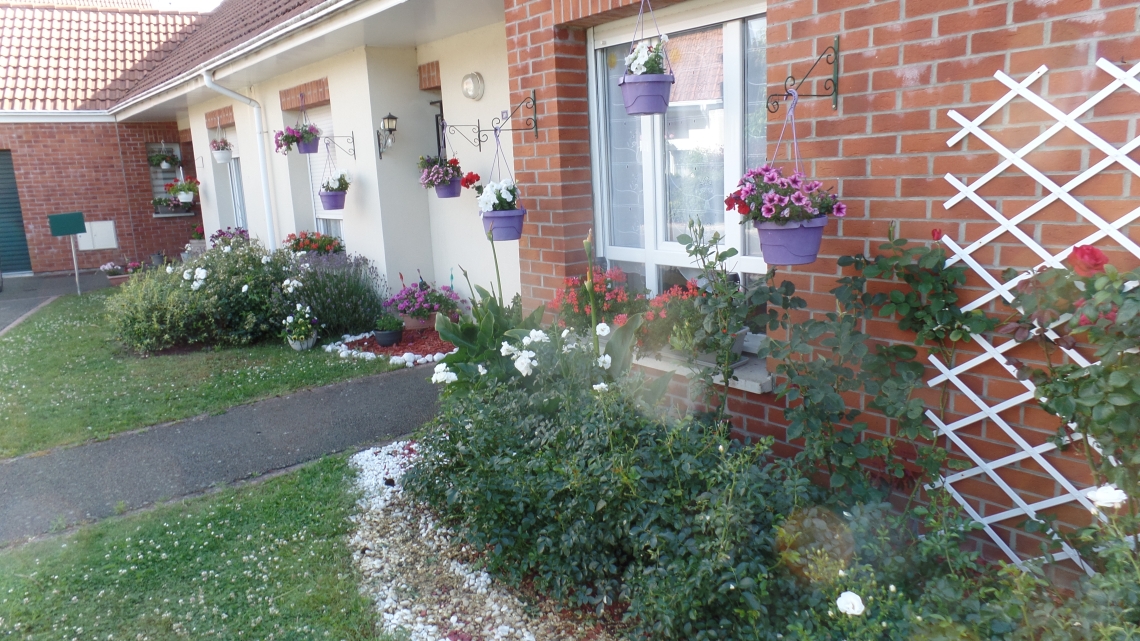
[3, 0, 1138, 574]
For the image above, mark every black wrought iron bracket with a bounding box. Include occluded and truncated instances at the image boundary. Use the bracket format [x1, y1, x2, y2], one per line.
[321, 133, 355, 159]
[445, 90, 539, 152]
[767, 35, 840, 113]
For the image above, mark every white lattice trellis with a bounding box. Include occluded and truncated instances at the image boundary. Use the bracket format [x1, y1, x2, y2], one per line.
[930, 58, 1140, 572]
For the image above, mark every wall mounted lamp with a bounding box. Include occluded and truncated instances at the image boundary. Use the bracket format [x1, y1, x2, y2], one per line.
[376, 112, 398, 159]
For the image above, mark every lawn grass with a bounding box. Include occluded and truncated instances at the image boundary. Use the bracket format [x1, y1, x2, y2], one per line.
[0, 291, 396, 459]
[0, 456, 386, 640]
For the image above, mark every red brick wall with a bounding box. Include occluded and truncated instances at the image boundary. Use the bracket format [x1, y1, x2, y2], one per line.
[0, 121, 202, 273]
[507, 0, 1140, 568]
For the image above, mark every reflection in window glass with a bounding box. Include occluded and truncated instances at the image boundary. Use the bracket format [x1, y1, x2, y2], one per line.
[744, 15, 767, 257]
[603, 44, 645, 249]
[316, 218, 342, 238]
[608, 259, 647, 295]
[658, 264, 702, 292]
[664, 26, 724, 243]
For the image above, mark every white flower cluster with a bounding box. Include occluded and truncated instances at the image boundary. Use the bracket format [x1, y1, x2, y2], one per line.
[184, 267, 208, 291]
[431, 363, 458, 384]
[624, 35, 666, 75]
[500, 341, 538, 377]
[1088, 484, 1128, 510]
[476, 179, 518, 213]
[282, 278, 303, 294]
[521, 329, 549, 346]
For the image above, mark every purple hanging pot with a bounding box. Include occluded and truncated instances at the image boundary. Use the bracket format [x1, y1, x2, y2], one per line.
[319, 191, 346, 210]
[618, 74, 674, 115]
[435, 177, 462, 198]
[755, 216, 827, 265]
[481, 208, 526, 241]
[297, 138, 320, 154]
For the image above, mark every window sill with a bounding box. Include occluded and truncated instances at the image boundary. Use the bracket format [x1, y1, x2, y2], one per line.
[153, 211, 196, 218]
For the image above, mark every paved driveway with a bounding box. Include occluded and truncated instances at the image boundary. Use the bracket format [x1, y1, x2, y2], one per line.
[0, 272, 109, 333]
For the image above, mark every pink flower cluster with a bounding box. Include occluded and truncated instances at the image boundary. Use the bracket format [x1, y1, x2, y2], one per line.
[726, 164, 846, 225]
[273, 123, 321, 154]
[387, 282, 463, 321]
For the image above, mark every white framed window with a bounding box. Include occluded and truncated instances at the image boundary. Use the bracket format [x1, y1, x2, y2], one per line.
[589, 0, 768, 293]
[146, 142, 182, 200]
[229, 157, 248, 229]
[303, 105, 342, 238]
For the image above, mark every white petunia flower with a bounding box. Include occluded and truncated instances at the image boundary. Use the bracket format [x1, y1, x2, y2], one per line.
[166, 265, 174, 274]
[593, 382, 608, 392]
[477, 364, 488, 376]
[296, 303, 303, 311]
[659, 34, 668, 43]
[242, 284, 249, 293]
[500, 342, 518, 357]
[595, 323, 610, 337]
[597, 354, 612, 370]
[183, 270, 192, 281]
[1088, 484, 1128, 510]
[836, 592, 865, 616]
[261, 256, 271, 264]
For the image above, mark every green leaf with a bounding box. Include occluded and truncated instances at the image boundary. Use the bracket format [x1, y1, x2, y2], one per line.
[604, 313, 645, 377]
[640, 371, 676, 407]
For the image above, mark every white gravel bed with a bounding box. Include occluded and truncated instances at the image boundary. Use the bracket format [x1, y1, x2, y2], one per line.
[324, 332, 455, 366]
[349, 442, 621, 641]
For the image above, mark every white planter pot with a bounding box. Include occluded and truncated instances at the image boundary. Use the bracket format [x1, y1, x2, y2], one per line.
[176, 192, 194, 203]
[288, 335, 318, 351]
[160, 161, 172, 170]
[212, 149, 232, 164]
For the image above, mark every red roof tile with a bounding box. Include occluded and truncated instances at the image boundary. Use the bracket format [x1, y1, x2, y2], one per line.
[0, 3, 200, 110]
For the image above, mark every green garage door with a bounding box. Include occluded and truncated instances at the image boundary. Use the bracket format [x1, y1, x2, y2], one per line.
[0, 151, 32, 273]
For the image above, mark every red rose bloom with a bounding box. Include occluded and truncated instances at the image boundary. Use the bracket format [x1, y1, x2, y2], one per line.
[931, 228, 943, 241]
[1068, 245, 1109, 277]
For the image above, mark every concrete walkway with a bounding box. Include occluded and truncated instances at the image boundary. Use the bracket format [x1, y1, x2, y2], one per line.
[0, 366, 438, 546]
[0, 271, 109, 333]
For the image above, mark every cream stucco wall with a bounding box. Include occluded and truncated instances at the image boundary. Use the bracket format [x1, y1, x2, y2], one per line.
[416, 22, 520, 302]
[187, 46, 442, 289]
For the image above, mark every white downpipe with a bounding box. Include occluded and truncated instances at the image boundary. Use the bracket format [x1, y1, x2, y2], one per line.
[201, 71, 277, 248]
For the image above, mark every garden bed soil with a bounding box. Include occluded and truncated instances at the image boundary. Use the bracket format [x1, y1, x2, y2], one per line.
[344, 329, 454, 358]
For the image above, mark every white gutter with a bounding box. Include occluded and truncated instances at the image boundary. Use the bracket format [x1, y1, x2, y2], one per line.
[110, 0, 407, 116]
[0, 111, 115, 123]
[201, 71, 276, 248]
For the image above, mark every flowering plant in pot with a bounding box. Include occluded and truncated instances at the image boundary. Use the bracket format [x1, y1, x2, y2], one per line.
[209, 227, 249, 248]
[387, 278, 463, 330]
[147, 152, 180, 169]
[211, 138, 233, 164]
[552, 265, 647, 329]
[100, 262, 126, 276]
[281, 303, 319, 351]
[463, 173, 526, 241]
[273, 123, 321, 154]
[418, 156, 464, 198]
[619, 35, 673, 115]
[284, 230, 343, 255]
[725, 163, 846, 265]
[636, 279, 705, 356]
[319, 172, 350, 211]
[151, 196, 193, 213]
[165, 177, 200, 203]
[373, 312, 405, 347]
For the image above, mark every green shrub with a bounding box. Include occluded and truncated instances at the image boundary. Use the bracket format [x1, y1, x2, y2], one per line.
[296, 252, 387, 336]
[106, 269, 217, 352]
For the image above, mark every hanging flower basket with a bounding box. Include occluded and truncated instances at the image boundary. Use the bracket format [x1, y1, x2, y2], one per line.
[212, 149, 232, 164]
[435, 178, 462, 198]
[176, 192, 195, 203]
[618, 4, 673, 116]
[274, 123, 321, 155]
[297, 138, 320, 154]
[726, 164, 846, 266]
[619, 73, 674, 115]
[319, 191, 346, 210]
[211, 138, 233, 164]
[481, 208, 526, 241]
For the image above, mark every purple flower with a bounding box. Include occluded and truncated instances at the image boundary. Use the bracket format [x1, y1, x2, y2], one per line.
[763, 191, 780, 206]
[740, 182, 756, 197]
[805, 180, 823, 193]
[763, 170, 780, 184]
[761, 204, 776, 218]
[788, 173, 804, 189]
[776, 177, 790, 189]
[776, 194, 790, 207]
[833, 202, 848, 217]
[790, 191, 809, 207]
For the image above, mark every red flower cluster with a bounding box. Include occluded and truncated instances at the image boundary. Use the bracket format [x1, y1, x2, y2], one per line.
[551, 266, 647, 328]
[448, 158, 460, 166]
[724, 193, 751, 216]
[461, 172, 481, 189]
[284, 230, 343, 255]
[645, 281, 700, 322]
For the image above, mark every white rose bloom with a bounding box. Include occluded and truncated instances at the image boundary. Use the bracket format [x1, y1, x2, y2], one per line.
[191, 280, 202, 291]
[500, 342, 519, 357]
[836, 592, 865, 616]
[528, 329, 549, 343]
[242, 284, 249, 293]
[597, 354, 612, 370]
[166, 265, 174, 274]
[194, 267, 207, 280]
[1088, 484, 1128, 509]
[595, 322, 610, 337]
[261, 256, 271, 264]
[183, 270, 192, 281]
[431, 368, 458, 384]
[434, 362, 449, 374]
[593, 383, 608, 392]
[477, 364, 488, 376]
